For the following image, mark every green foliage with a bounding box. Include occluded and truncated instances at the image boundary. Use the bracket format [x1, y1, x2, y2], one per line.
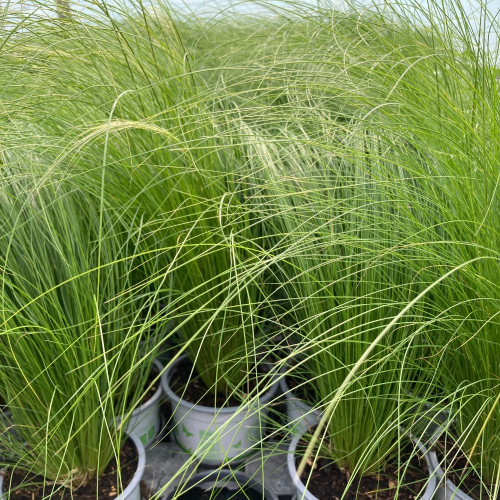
[0, 0, 498, 497]
[0, 177, 160, 489]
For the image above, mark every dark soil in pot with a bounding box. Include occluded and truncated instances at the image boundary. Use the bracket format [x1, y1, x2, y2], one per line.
[3, 438, 138, 500]
[297, 440, 430, 500]
[435, 437, 493, 500]
[169, 356, 268, 408]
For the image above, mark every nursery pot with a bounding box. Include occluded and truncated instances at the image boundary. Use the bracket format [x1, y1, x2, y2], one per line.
[161, 355, 279, 465]
[120, 358, 164, 447]
[405, 393, 451, 443]
[427, 453, 472, 500]
[427, 436, 490, 500]
[287, 429, 438, 500]
[420, 407, 451, 443]
[0, 432, 146, 500]
[163, 469, 278, 500]
[279, 375, 321, 435]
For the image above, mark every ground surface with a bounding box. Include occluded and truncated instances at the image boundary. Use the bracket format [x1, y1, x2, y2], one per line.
[142, 438, 295, 500]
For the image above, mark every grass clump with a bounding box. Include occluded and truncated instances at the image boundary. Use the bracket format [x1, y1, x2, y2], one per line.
[0, 1, 498, 498]
[0, 175, 161, 491]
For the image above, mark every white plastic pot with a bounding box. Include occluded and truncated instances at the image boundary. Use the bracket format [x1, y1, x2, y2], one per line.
[0, 432, 146, 500]
[161, 355, 279, 465]
[119, 359, 164, 448]
[417, 402, 451, 445]
[428, 448, 476, 500]
[287, 429, 438, 500]
[279, 376, 321, 435]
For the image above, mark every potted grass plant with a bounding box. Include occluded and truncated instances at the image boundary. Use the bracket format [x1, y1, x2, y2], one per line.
[422, 256, 499, 500]
[0, 0, 280, 465]
[427, 353, 499, 500]
[160, 210, 280, 464]
[0, 177, 162, 499]
[347, 2, 500, 497]
[247, 121, 437, 499]
[246, 42, 445, 493]
[44, 8, 282, 462]
[278, 233, 439, 500]
[242, 1, 499, 496]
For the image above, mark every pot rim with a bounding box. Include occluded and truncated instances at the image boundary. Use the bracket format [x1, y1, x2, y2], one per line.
[427, 433, 484, 500]
[130, 358, 164, 417]
[287, 428, 438, 500]
[119, 432, 146, 500]
[279, 370, 291, 397]
[161, 354, 279, 414]
[0, 432, 146, 500]
[279, 371, 318, 405]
